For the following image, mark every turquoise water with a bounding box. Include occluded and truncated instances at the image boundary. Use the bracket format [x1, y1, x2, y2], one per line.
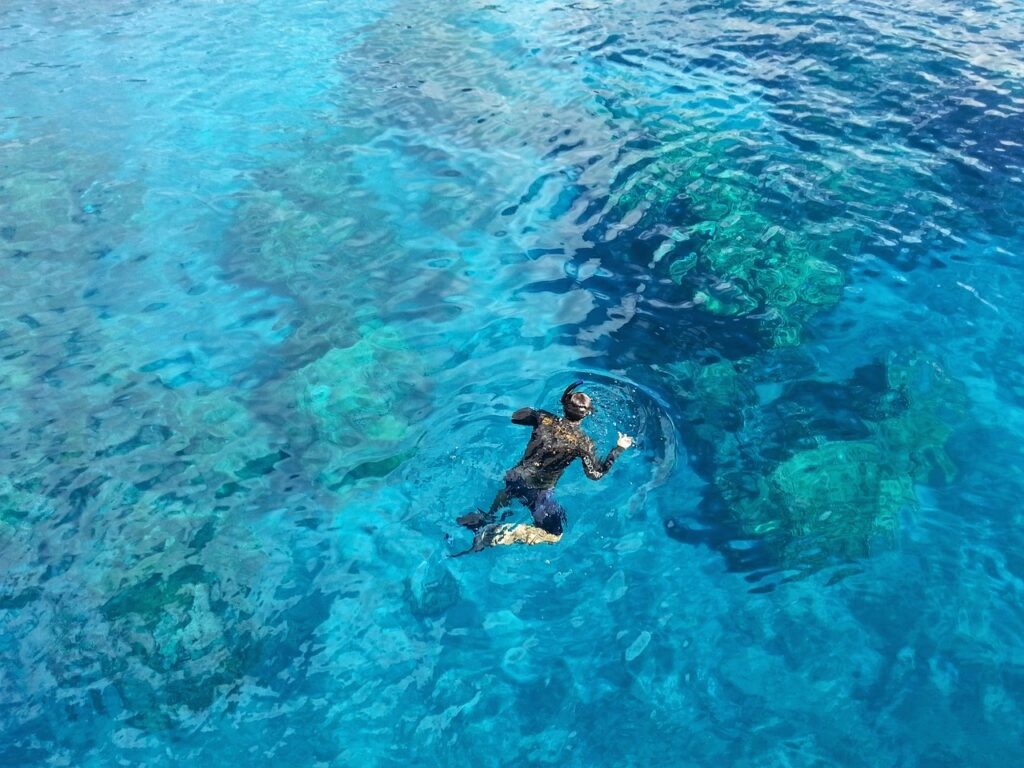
[2, 0, 1023, 764]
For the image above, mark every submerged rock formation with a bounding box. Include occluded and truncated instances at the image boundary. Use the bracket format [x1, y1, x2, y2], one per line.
[663, 351, 965, 583]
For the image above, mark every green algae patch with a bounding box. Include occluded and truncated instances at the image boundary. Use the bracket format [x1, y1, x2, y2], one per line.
[286, 323, 423, 495]
[0, 478, 49, 527]
[292, 328, 412, 446]
[147, 387, 284, 511]
[877, 352, 965, 484]
[663, 357, 755, 437]
[100, 562, 261, 724]
[608, 143, 842, 335]
[0, 170, 82, 252]
[732, 441, 909, 563]
[670, 207, 846, 345]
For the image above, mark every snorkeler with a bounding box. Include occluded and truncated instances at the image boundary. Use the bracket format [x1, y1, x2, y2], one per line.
[452, 381, 633, 556]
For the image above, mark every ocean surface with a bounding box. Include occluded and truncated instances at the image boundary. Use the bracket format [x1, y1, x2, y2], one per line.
[1, 0, 1023, 765]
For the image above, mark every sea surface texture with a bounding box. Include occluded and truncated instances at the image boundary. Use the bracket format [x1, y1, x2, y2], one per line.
[2, 0, 1023, 765]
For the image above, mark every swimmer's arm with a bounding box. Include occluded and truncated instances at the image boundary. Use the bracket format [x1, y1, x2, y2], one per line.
[580, 438, 625, 480]
[511, 407, 539, 426]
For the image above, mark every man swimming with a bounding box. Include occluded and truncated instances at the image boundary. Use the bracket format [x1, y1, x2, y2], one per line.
[452, 381, 633, 556]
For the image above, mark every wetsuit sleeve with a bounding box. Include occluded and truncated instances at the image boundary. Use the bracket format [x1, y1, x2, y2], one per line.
[511, 407, 539, 426]
[580, 438, 624, 480]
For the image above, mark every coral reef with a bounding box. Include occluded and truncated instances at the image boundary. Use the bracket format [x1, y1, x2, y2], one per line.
[663, 351, 966, 579]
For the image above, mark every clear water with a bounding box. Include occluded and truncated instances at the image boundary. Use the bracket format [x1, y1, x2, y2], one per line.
[1, 0, 1023, 765]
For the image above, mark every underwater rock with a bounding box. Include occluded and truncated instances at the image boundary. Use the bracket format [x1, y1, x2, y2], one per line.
[0, 171, 78, 251]
[876, 352, 964, 484]
[665, 351, 966, 579]
[293, 332, 410, 445]
[483, 609, 526, 637]
[223, 153, 404, 357]
[0, 478, 49, 527]
[624, 630, 652, 662]
[661, 357, 756, 481]
[581, 55, 1000, 352]
[730, 440, 908, 563]
[592, 133, 848, 348]
[114, 385, 286, 511]
[405, 560, 460, 619]
[100, 563, 259, 723]
[285, 322, 424, 495]
[663, 357, 756, 431]
[501, 643, 545, 684]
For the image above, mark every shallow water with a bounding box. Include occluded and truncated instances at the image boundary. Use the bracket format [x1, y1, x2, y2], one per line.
[1, 0, 1023, 765]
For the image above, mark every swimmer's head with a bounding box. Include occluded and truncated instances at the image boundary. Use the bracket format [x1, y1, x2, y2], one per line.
[562, 381, 595, 421]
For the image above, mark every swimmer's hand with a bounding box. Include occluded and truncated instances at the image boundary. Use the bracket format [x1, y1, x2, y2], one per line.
[616, 432, 633, 450]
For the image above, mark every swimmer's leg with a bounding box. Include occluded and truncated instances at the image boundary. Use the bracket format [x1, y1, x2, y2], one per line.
[490, 488, 519, 523]
[529, 492, 567, 537]
[456, 487, 514, 532]
[489, 489, 512, 517]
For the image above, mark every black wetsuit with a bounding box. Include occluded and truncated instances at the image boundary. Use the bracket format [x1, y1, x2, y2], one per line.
[499, 407, 624, 535]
